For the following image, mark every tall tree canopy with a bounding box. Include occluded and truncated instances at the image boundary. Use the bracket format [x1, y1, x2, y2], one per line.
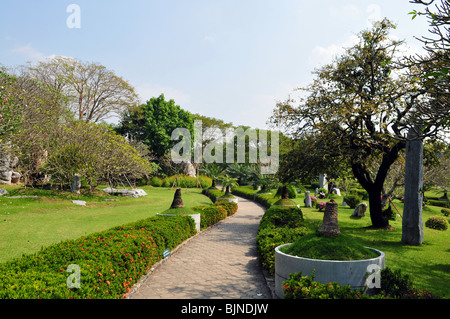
[117, 94, 194, 159]
[26, 56, 138, 123]
[270, 19, 426, 228]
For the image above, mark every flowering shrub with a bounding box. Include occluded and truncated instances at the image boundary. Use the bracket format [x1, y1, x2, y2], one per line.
[425, 216, 448, 231]
[283, 268, 440, 299]
[283, 271, 374, 299]
[191, 205, 228, 230]
[0, 215, 196, 299]
[214, 199, 238, 216]
[317, 202, 327, 212]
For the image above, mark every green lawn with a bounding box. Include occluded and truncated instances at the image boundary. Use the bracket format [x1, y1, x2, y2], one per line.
[234, 185, 449, 298]
[0, 185, 211, 263]
[291, 191, 450, 298]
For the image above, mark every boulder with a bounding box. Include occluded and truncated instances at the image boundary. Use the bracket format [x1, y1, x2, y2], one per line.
[352, 202, 368, 217]
[0, 188, 8, 196]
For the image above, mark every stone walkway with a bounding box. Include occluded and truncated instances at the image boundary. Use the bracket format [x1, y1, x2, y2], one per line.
[129, 196, 272, 299]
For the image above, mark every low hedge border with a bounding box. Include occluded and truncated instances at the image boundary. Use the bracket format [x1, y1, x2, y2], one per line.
[256, 205, 307, 276]
[0, 215, 196, 299]
[0, 194, 237, 299]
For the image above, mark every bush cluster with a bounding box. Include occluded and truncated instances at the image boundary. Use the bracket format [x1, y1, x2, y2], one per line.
[283, 267, 440, 299]
[201, 187, 225, 202]
[425, 216, 448, 231]
[441, 208, 450, 217]
[149, 175, 212, 189]
[256, 206, 307, 275]
[192, 205, 228, 230]
[426, 199, 450, 208]
[0, 216, 197, 299]
[344, 193, 362, 209]
[232, 186, 277, 208]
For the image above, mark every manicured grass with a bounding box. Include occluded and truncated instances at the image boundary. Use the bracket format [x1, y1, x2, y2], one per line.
[281, 232, 379, 261]
[0, 185, 211, 263]
[289, 191, 450, 298]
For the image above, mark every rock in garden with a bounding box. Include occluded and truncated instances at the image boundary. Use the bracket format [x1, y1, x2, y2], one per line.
[352, 202, 368, 217]
[0, 188, 8, 196]
[0, 166, 12, 184]
[71, 174, 82, 194]
[72, 200, 86, 206]
[319, 200, 340, 237]
[171, 188, 184, 208]
[304, 191, 312, 208]
[11, 172, 21, 184]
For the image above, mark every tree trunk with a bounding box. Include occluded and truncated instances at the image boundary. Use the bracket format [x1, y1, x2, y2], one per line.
[212, 179, 216, 188]
[225, 186, 231, 195]
[368, 187, 389, 228]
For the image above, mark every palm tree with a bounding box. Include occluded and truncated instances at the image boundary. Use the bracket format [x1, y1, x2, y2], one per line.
[218, 175, 239, 196]
[253, 174, 278, 193]
[200, 164, 225, 188]
[226, 163, 255, 185]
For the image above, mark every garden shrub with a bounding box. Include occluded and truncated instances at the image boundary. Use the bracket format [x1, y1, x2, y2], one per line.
[349, 188, 369, 200]
[258, 206, 304, 230]
[214, 199, 238, 216]
[425, 216, 448, 231]
[256, 206, 306, 275]
[256, 227, 308, 275]
[441, 208, 450, 217]
[282, 271, 373, 299]
[201, 188, 224, 202]
[0, 215, 196, 299]
[191, 205, 228, 229]
[344, 193, 362, 209]
[282, 267, 440, 299]
[427, 200, 450, 208]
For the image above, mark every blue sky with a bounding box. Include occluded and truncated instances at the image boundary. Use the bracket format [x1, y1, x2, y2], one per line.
[1, 0, 430, 129]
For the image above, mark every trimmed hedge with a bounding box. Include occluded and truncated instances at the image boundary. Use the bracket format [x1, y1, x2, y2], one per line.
[0, 215, 197, 299]
[232, 186, 277, 208]
[256, 206, 307, 275]
[201, 187, 225, 203]
[0, 191, 238, 299]
[149, 175, 212, 189]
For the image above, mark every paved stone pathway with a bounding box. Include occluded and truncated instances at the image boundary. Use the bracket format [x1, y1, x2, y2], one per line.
[129, 196, 272, 299]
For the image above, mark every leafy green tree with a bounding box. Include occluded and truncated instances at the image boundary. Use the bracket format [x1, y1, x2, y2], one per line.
[42, 121, 153, 190]
[118, 94, 194, 158]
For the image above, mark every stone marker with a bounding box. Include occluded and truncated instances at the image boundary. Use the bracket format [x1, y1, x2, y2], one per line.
[402, 128, 424, 246]
[0, 188, 8, 196]
[319, 200, 340, 237]
[72, 200, 86, 206]
[304, 191, 312, 208]
[351, 202, 367, 217]
[171, 188, 184, 208]
[71, 174, 82, 194]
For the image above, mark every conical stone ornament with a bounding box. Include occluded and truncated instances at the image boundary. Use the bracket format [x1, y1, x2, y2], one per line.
[171, 188, 184, 208]
[319, 200, 340, 237]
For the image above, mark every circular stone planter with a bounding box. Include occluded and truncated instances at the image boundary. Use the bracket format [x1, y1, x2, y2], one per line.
[274, 243, 385, 299]
[157, 213, 201, 233]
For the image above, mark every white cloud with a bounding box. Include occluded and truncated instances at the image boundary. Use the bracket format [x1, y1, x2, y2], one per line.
[329, 4, 361, 19]
[310, 34, 360, 68]
[203, 35, 215, 43]
[11, 44, 46, 61]
[135, 83, 191, 106]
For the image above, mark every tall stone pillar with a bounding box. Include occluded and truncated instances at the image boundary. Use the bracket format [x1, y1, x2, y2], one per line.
[402, 128, 424, 246]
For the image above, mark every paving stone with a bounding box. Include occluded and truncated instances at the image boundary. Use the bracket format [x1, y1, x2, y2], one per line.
[129, 196, 272, 299]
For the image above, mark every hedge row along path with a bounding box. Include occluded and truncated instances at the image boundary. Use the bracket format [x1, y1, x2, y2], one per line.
[129, 195, 273, 299]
